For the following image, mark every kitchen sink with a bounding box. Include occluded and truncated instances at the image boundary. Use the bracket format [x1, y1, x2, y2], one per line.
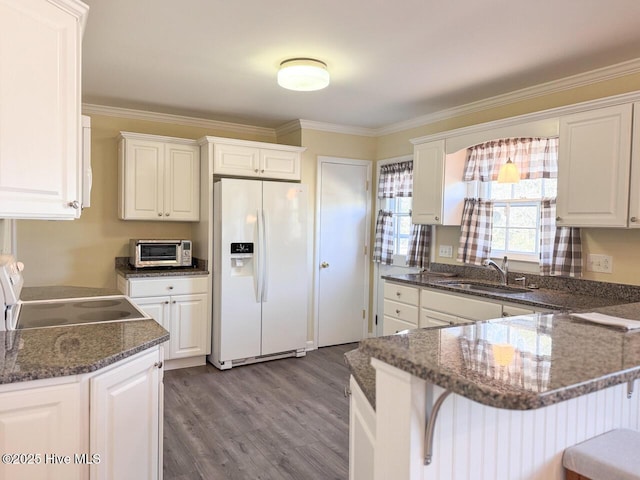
[437, 281, 530, 294]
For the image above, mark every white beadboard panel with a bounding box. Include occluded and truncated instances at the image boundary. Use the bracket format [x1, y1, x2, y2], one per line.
[424, 380, 640, 480]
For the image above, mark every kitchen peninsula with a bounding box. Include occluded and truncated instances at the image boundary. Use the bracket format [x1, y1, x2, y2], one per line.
[347, 273, 640, 480]
[0, 286, 168, 480]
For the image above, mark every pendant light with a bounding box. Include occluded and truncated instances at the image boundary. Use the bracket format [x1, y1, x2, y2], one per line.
[277, 58, 330, 91]
[497, 158, 520, 183]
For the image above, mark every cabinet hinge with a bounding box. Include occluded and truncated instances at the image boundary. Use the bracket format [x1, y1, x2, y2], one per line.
[375, 314, 378, 326]
[362, 309, 366, 319]
[364, 245, 367, 256]
[366, 180, 369, 191]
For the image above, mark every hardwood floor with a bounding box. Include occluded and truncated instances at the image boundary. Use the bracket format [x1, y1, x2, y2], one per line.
[163, 343, 356, 480]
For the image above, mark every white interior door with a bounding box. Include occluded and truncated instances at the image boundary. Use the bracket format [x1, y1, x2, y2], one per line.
[316, 158, 371, 347]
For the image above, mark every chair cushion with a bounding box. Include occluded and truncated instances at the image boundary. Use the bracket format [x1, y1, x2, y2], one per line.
[563, 429, 640, 480]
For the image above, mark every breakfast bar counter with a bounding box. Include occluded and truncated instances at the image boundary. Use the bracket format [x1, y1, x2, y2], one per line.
[349, 303, 640, 480]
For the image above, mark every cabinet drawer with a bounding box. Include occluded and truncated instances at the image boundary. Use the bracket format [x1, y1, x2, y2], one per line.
[127, 276, 208, 297]
[502, 304, 535, 317]
[383, 300, 418, 325]
[420, 308, 457, 328]
[420, 289, 502, 321]
[384, 282, 419, 305]
[383, 316, 416, 336]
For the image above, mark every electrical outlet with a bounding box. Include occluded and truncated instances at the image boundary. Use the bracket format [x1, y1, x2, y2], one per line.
[438, 245, 453, 258]
[587, 254, 613, 274]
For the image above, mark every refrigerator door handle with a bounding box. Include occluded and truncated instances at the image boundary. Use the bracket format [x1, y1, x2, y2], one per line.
[255, 209, 263, 303]
[261, 209, 269, 302]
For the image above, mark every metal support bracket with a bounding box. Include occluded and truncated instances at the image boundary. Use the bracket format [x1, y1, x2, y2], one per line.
[424, 390, 452, 465]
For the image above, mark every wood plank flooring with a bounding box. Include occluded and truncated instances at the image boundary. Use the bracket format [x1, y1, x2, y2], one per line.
[163, 343, 356, 480]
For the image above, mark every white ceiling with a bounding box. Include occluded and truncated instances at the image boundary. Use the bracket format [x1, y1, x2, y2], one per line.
[81, 0, 640, 130]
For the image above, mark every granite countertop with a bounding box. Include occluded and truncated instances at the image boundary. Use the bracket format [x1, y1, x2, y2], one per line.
[2, 285, 169, 385]
[383, 273, 625, 311]
[115, 257, 209, 278]
[355, 303, 640, 411]
[0, 320, 169, 385]
[345, 348, 376, 409]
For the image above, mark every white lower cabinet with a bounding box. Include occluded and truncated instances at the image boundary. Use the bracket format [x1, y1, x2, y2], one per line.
[383, 282, 419, 334]
[349, 376, 375, 480]
[0, 347, 162, 480]
[120, 275, 210, 367]
[90, 348, 162, 480]
[0, 381, 84, 480]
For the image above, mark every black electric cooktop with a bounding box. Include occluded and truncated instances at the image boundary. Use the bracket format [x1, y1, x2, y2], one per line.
[17, 296, 148, 329]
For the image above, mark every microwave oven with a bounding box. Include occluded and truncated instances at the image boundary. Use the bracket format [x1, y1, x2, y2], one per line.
[129, 239, 192, 268]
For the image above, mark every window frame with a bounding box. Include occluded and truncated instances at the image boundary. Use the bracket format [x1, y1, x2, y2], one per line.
[385, 196, 413, 258]
[484, 178, 557, 263]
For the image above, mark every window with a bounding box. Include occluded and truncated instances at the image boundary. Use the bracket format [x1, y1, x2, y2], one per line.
[385, 197, 412, 255]
[488, 178, 557, 261]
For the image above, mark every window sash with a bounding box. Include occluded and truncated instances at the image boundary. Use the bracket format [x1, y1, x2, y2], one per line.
[490, 199, 541, 261]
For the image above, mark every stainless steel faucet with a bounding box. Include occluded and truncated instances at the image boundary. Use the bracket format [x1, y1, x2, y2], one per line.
[483, 256, 508, 285]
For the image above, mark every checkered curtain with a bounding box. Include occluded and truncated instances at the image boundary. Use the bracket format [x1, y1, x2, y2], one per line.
[373, 210, 394, 264]
[463, 137, 559, 181]
[539, 199, 582, 277]
[378, 161, 413, 198]
[406, 224, 431, 268]
[457, 198, 494, 265]
[374, 160, 430, 266]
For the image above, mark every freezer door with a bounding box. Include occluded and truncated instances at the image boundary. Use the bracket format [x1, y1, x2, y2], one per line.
[260, 181, 308, 355]
[217, 178, 263, 362]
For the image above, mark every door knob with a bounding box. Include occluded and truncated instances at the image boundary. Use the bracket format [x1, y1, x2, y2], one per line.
[320, 261, 330, 268]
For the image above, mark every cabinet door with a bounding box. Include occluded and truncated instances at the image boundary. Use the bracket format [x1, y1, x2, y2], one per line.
[349, 376, 375, 480]
[169, 293, 208, 359]
[90, 348, 161, 480]
[259, 149, 301, 180]
[0, 382, 83, 480]
[164, 143, 200, 221]
[557, 104, 632, 227]
[420, 289, 502, 321]
[213, 143, 260, 177]
[628, 103, 640, 228]
[132, 296, 171, 331]
[120, 139, 164, 220]
[0, 0, 85, 219]
[412, 140, 445, 224]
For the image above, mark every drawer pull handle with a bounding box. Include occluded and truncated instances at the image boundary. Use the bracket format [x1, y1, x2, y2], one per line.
[631, 217, 638, 223]
[396, 309, 401, 314]
[168, 286, 174, 290]
[154, 361, 163, 369]
[396, 291, 401, 297]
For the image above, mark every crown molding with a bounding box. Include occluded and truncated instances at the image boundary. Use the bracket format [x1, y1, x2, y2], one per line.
[296, 119, 377, 137]
[376, 57, 640, 136]
[81, 104, 276, 139]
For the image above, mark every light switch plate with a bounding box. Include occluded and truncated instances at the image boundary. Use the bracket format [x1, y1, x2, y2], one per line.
[439, 245, 453, 258]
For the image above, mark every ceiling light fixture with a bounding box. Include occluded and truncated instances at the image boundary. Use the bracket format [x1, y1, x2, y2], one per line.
[277, 58, 330, 91]
[497, 158, 520, 183]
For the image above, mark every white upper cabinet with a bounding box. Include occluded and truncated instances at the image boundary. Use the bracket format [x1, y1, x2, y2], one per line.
[0, 0, 88, 219]
[411, 140, 465, 225]
[627, 103, 640, 228]
[118, 132, 200, 221]
[203, 136, 305, 181]
[556, 104, 633, 227]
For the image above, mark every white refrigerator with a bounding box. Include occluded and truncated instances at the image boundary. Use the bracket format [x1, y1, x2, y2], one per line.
[209, 178, 308, 369]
